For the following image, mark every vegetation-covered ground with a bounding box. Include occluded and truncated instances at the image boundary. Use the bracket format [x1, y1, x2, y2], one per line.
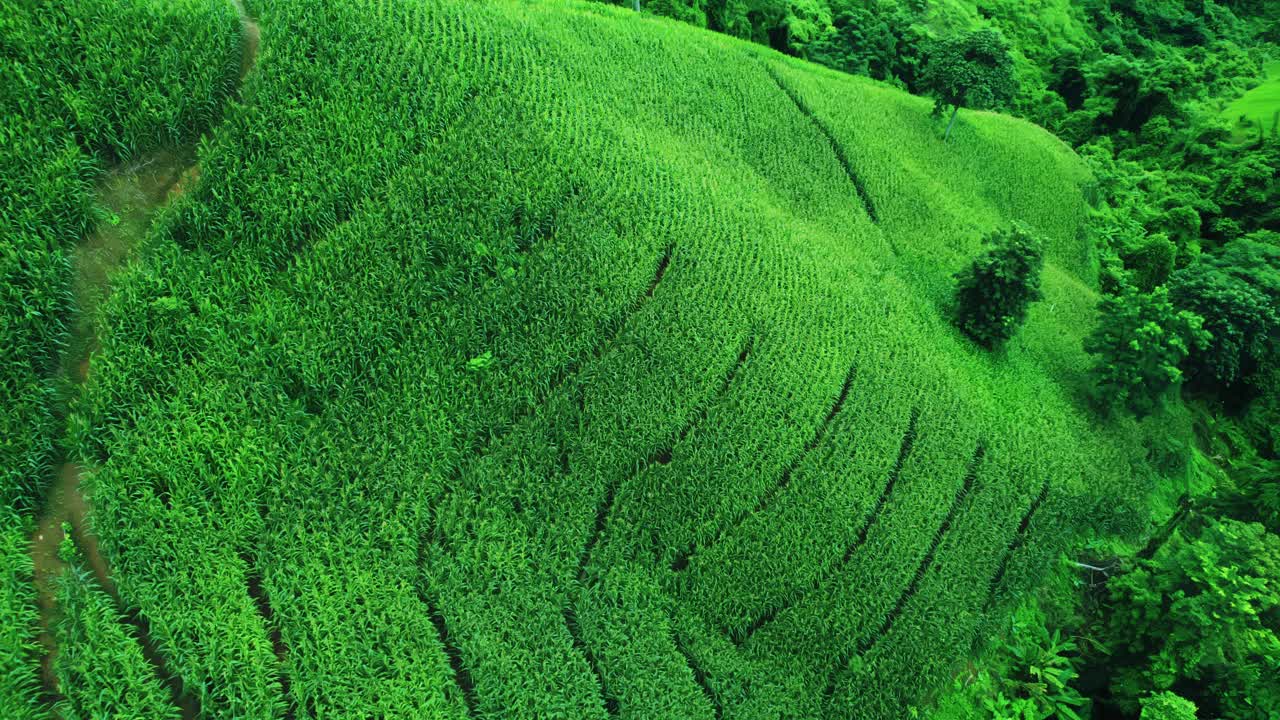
[2, 0, 1276, 719]
[1222, 60, 1280, 141]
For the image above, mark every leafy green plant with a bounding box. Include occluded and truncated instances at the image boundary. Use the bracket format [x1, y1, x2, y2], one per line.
[1169, 238, 1280, 391]
[1084, 286, 1210, 418]
[922, 29, 1018, 140]
[1103, 518, 1280, 719]
[953, 224, 1044, 349]
[1139, 692, 1198, 720]
[466, 351, 496, 373]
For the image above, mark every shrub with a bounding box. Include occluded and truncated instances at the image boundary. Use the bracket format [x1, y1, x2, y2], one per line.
[1139, 692, 1197, 720]
[1103, 518, 1280, 719]
[1084, 286, 1209, 418]
[927, 599, 1089, 720]
[1168, 238, 1280, 392]
[1120, 233, 1176, 293]
[953, 225, 1045, 349]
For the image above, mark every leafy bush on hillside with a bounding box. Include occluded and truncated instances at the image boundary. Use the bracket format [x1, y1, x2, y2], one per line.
[1103, 518, 1280, 719]
[1120, 233, 1177, 293]
[1169, 238, 1280, 391]
[953, 225, 1044, 349]
[1084, 286, 1209, 417]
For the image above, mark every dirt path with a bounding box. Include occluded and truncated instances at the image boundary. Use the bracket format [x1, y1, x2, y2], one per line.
[28, 1, 262, 709]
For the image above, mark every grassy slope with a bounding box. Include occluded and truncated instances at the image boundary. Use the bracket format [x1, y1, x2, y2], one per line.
[0, 0, 240, 716]
[1222, 59, 1280, 140]
[70, 0, 1163, 718]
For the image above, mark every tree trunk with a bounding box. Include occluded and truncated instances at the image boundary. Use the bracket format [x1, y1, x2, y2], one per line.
[944, 105, 959, 142]
[633, 0, 640, 11]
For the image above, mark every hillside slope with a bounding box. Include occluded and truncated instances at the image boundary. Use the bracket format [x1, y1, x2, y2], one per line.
[53, 0, 1161, 718]
[0, 0, 243, 716]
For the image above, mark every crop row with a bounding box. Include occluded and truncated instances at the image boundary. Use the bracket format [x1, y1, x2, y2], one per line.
[828, 461, 1061, 717]
[0, 509, 44, 720]
[52, 560, 182, 720]
[725, 398, 981, 715]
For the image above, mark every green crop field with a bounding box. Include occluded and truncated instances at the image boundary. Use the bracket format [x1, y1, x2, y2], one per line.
[3, 0, 1177, 718]
[1221, 60, 1280, 141]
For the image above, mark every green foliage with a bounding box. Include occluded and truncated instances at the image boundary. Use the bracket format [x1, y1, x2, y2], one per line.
[805, 1, 928, 87]
[1169, 238, 1280, 390]
[953, 224, 1045, 349]
[1103, 518, 1280, 719]
[1120, 233, 1176, 293]
[922, 29, 1019, 115]
[0, 508, 47, 720]
[52, 561, 181, 720]
[1140, 692, 1198, 720]
[929, 599, 1089, 720]
[1243, 359, 1280, 454]
[1084, 286, 1210, 417]
[1197, 410, 1280, 534]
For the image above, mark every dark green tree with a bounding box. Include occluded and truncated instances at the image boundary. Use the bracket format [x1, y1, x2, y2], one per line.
[953, 224, 1044, 349]
[921, 29, 1018, 140]
[805, 1, 927, 88]
[1168, 238, 1280, 391]
[1103, 518, 1280, 719]
[1120, 233, 1177, 292]
[1084, 286, 1209, 418]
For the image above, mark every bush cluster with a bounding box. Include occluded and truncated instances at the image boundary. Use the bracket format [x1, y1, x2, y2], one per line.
[953, 225, 1045, 349]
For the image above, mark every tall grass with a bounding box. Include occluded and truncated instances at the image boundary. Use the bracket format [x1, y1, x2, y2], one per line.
[0, 0, 242, 714]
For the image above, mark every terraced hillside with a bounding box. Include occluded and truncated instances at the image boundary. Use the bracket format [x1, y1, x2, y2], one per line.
[4, 0, 1169, 718]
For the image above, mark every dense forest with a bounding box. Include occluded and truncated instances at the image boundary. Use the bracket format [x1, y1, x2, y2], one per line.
[2, 0, 1277, 718]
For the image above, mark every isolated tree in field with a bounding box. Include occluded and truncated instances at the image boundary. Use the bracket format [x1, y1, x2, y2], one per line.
[922, 29, 1018, 141]
[953, 224, 1044, 349]
[1084, 286, 1210, 418]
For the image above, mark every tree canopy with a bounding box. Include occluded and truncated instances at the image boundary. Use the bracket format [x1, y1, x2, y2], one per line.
[953, 224, 1044, 349]
[922, 29, 1018, 138]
